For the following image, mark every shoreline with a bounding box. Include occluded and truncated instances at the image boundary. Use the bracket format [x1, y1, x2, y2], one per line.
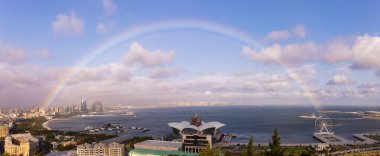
[41, 113, 87, 131]
[42, 118, 60, 130]
[42, 118, 379, 145]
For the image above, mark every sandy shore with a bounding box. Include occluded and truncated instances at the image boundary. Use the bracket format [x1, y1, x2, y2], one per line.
[42, 119, 57, 130]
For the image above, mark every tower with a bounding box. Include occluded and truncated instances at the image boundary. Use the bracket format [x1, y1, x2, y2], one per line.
[81, 99, 87, 112]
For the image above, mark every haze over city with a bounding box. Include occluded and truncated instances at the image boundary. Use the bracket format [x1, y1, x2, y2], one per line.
[1, 1, 380, 108]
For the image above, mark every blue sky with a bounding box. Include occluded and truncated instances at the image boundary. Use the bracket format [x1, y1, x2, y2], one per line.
[1, 0, 380, 108]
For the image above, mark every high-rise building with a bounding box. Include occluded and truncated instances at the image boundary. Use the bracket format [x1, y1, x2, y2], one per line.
[81, 99, 87, 112]
[92, 101, 103, 112]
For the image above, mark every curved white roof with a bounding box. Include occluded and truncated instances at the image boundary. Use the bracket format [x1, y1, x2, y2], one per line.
[168, 121, 225, 132]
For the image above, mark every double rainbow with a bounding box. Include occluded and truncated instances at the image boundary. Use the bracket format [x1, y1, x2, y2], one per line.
[41, 19, 321, 111]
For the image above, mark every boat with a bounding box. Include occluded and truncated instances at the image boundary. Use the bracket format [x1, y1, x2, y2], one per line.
[124, 111, 134, 116]
[84, 125, 93, 130]
[299, 112, 318, 119]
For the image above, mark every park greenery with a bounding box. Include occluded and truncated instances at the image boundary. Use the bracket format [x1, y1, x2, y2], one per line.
[123, 136, 153, 150]
[266, 128, 286, 156]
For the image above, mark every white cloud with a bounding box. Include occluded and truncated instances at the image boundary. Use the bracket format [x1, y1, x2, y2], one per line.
[204, 90, 212, 96]
[288, 64, 316, 79]
[0, 63, 60, 88]
[324, 39, 352, 63]
[52, 11, 84, 35]
[264, 30, 291, 41]
[96, 23, 107, 34]
[292, 25, 306, 38]
[148, 68, 181, 79]
[102, 0, 117, 15]
[358, 81, 380, 94]
[242, 42, 319, 65]
[264, 25, 306, 41]
[123, 42, 175, 68]
[36, 49, 53, 59]
[96, 22, 115, 34]
[68, 65, 110, 85]
[351, 35, 380, 70]
[244, 35, 380, 75]
[326, 75, 354, 85]
[0, 42, 28, 64]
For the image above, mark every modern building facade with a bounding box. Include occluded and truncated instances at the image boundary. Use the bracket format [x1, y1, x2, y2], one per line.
[168, 113, 225, 137]
[4, 133, 39, 156]
[182, 134, 212, 153]
[168, 113, 225, 153]
[81, 98, 87, 112]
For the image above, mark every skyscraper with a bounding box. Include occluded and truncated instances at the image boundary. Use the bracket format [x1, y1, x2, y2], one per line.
[81, 99, 87, 112]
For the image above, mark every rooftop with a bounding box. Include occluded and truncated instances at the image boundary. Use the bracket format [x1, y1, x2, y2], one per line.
[169, 121, 225, 132]
[129, 148, 197, 156]
[10, 133, 38, 142]
[168, 113, 225, 132]
[134, 140, 182, 151]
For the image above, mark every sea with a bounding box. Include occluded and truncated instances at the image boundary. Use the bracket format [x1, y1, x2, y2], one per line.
[47, 105, 380, 144]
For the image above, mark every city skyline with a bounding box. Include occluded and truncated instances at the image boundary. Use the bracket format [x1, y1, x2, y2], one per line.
[1, 1, 380, 108]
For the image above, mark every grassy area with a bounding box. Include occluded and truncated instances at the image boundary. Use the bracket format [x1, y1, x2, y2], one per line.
[348, 144, 380, 149]
[331, 145, 349, 152]
[122, 136, 153, 151]
[325, 136, 341, 142]
[284, 147, 309, 156]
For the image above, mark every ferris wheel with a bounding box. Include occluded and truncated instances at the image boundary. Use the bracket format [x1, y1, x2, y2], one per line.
[314, 115, 334, 135]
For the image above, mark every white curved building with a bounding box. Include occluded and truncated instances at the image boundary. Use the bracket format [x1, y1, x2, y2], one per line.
[168, 113, 225, 137]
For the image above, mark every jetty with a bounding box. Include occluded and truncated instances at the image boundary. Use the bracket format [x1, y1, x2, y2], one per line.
[312, 133, 349, 145]
[313, 133, 379, 145]
[352, 133, 378, 144]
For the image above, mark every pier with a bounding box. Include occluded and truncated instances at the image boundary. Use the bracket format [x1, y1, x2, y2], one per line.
[312, 133, 349, 145]
[352, 133, 378, 144]
[312, 133, 379, 145]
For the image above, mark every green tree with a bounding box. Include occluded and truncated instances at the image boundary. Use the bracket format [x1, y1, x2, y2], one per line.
[266, 128, 286, 156]
[198, 147, 221, 156]
[247, 136, 255, 156]
[224, 151, 243, 156]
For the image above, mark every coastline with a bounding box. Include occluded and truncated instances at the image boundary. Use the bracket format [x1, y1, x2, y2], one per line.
[41, 113, 87, 131]
[42, 119, 52, 130]
[42, 119, 58, 130]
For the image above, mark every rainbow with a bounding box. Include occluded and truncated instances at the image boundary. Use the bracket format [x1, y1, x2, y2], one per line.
[41, 19, 322, 111]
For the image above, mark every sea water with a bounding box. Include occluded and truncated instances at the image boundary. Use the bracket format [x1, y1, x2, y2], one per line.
[47, 105, 380, 143]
